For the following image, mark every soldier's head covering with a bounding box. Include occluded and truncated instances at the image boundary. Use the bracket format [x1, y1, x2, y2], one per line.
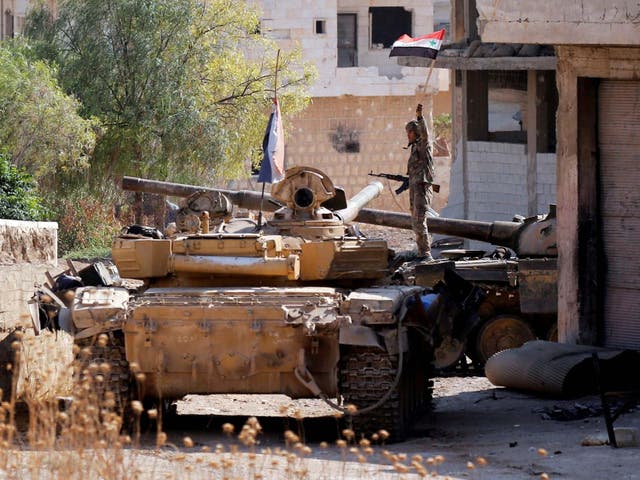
[405, 120, 420, 136]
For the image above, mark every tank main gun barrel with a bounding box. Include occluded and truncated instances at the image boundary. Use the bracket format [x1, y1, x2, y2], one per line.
[121, 175, 385, 221]
[121, 176, 283, 212]
[334, 182, 384, 224]
[355, 208, 522, 250]
[120, 175, 519, 246]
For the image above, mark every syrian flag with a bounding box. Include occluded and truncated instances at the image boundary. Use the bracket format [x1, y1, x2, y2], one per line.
[258, 99, 285, 184]
[389, 29, 445, 59]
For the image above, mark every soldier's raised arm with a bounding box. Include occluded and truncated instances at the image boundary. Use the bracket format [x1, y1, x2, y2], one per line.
[415, 104, 429, 144]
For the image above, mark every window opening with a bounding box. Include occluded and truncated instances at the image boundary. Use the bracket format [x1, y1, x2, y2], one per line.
[369, 7, 411, 49]
[337, 14, 357, 67]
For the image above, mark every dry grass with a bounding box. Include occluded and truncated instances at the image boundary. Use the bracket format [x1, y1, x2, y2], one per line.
[0, 332, 552, 480]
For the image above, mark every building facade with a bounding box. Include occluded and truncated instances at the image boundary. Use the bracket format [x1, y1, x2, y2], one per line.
[1, 0, 58, 39]
[476, 0, 640, 348]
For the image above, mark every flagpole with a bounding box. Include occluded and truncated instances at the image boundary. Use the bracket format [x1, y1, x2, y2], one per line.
[424, 58, 437, 94]
[257, 49, 281, 230]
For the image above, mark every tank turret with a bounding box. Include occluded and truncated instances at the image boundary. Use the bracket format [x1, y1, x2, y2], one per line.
[114, 166, 388, 284]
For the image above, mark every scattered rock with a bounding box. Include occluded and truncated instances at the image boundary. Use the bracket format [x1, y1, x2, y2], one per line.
[581, 433, 608, 446]
[613, 427, 639, 448]
[581, 428, 639, 447]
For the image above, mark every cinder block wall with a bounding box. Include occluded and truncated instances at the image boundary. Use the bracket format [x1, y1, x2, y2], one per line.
[442, 141, 557, 250]
[444, 141, 556, 221]
[466, 142, 529, 221]
[284, 95, 451, 213]
[536, 152, 558, 214]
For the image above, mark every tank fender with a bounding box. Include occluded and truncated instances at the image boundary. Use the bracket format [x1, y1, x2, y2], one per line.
[71, 287, 129, 339]
[343, 286, 423, 325]
[381, 327, 409, 355]
[339, 325, 384, 349]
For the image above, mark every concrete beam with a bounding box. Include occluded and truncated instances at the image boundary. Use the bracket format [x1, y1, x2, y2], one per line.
[475, 0, 640, 46]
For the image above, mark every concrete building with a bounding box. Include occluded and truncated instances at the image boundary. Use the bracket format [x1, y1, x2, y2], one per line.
[475, 0, 640, 349]
[251, 0, 452, 212]
[0, 0, 56, 38]
[1, 0, 20, 38]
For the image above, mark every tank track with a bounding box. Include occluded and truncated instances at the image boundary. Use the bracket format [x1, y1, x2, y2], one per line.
[75, 332, 132, 416]
[339, 339, 433, 442]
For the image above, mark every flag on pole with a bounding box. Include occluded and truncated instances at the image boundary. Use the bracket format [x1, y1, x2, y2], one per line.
[258, 99, 285, 184]
[389, 29, 445, 59]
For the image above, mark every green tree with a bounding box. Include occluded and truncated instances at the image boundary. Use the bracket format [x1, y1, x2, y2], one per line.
[25, 0, 314, 187]
[0, 151, 45, 221]
[433, 112, 452, 156]
[0, 40, 96, 190]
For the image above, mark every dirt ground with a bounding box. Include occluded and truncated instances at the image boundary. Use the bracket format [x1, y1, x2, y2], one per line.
[140, 374, 639, 480]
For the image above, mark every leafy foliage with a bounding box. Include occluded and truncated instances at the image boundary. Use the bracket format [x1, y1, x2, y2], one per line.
[433, 112, 452, 156]
[53, 191, 127, 256]
[25, 0, 315, 188]
[0, 40, 96, 188]
[0, 152, 45, 221]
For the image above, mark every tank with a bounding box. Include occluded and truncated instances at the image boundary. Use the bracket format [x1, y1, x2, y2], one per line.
[122, 173, 559, 370]
[32, 166, 439, 441]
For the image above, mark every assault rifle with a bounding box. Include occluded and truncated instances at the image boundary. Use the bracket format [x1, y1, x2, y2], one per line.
[368, 172, 440, 195]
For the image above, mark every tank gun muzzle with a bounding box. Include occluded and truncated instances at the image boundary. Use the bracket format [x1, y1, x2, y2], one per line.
[334, 181, 384, 224]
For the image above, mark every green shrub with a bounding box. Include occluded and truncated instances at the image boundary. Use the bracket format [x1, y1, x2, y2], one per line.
[53, 193, 126, 257]
[0, 152, 45, 221]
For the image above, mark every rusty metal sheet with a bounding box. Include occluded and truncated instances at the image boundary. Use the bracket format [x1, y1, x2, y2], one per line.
[518, 258, 557, 314]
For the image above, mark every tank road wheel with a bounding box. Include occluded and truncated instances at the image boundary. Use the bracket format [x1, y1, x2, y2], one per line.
[339, 343, 433, 442]
[474, 315, 536, 365]
[434, 337, 466, 371]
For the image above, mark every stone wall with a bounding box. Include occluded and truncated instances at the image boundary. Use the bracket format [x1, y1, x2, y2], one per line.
[0, 219, 57, 265]
[0, 220, 58, 330]
[0, 220, 69, 400]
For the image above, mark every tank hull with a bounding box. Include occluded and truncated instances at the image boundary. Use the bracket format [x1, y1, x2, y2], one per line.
[125, 287, 345, 399]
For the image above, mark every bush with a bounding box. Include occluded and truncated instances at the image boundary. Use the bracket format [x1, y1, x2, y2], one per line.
[53, 193, 127, 257]
[0, 153, 45, 221]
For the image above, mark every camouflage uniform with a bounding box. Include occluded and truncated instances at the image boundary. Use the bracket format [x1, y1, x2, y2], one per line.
[406, 108, 435, 257]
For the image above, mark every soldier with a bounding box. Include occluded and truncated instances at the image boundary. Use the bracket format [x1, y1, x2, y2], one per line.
[405, 103, 435, 261]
